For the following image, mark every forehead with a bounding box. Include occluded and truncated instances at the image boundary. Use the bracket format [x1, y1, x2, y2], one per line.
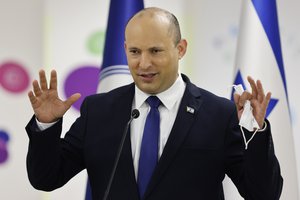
[125, 14, 172, 44]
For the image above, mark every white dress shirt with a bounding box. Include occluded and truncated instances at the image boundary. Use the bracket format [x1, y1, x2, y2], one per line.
[131, 75, 186, 178]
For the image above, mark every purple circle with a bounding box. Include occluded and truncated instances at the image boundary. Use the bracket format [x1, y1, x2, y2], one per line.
[0, 130, 9, 164]
[64, 66, 99, 111]
[0, 140, 8, 164]
[0, 61, 30, 93]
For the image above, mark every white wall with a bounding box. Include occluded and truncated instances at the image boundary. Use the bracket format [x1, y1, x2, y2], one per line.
[0, 0, 43, 199]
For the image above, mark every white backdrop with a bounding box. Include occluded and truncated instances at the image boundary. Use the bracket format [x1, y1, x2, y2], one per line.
[0, 1, 43, 199]
[0, 0, 299, 199]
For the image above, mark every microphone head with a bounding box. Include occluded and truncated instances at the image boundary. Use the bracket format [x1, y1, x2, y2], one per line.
[131, 109, 140, 119]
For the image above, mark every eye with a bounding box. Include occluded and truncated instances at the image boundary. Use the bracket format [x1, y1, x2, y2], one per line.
[151, 48, 162, 54]
[129, 49, 140, 55]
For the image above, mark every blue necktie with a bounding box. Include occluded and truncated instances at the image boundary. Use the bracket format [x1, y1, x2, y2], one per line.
[137, 96, 161, 199]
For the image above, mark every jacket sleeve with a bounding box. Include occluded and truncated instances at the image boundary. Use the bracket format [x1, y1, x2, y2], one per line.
[225, 108, 283, 200]
[25, 98, 89, 191]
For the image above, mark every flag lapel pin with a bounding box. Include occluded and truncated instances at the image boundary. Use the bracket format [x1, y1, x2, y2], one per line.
[186, 106, 195, 114]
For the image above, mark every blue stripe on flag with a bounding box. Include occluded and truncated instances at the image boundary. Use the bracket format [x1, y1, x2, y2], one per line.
[100, 70, 131, 81]
[99, 65, 131, 80]
[251, 0, 288, 98]
[101, 0, 144, 70]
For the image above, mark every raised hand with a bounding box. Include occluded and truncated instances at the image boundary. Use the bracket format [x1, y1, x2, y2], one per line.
[28, 70, 81, 123]
[233, 76, 271, 129]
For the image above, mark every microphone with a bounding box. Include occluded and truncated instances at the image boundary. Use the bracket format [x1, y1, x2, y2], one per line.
[131, 109, 140, 119]
[102, 109, 140, 200]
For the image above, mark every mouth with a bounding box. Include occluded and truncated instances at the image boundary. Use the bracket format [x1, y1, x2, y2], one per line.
[138, 73, 158, 82]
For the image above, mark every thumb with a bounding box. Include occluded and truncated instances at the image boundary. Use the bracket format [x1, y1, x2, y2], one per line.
[64, 93, 81, 109]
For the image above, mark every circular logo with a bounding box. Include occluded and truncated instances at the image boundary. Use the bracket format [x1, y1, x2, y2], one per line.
[64, 66, 100, 111]
[0, 61, 30, 93]
[86, 31, 105, 56]
[0, 130, 9, 164]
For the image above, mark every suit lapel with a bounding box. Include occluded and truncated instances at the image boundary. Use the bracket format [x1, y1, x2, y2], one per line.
[144, 75, 203, 198]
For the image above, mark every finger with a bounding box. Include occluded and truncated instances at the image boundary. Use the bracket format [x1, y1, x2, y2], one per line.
[32, 80, 42, 97]
[262, 92, 271, 110]
[49, 70, 57, 90]
[233, 93, 242, 110]
[28, 91, 38, 105]
[256, 80, 265, 103]
[247, 76, 258, 99]
[239, 91, 252, 107]
[39, 70, 48, 91]
[64, 93, 81, 109]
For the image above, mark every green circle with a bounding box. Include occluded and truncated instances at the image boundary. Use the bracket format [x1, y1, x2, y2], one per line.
[86, 30, 105, 56]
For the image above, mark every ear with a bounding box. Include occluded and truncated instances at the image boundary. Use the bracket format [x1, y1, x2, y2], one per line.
[177, 39, 187, 59]
[124, 41, 127, 51]
[124, 41, 129, 57]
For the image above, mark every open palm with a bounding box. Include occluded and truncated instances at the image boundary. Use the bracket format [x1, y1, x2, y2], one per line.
[28, 70, 81, 123]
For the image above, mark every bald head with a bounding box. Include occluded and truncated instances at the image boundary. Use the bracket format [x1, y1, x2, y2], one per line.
[125, 7, 182, 45]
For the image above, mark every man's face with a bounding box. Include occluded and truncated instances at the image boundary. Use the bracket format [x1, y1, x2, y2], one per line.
[125, 15, 187, 94]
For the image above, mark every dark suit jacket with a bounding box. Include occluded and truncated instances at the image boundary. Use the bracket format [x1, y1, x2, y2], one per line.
[26, 74, 282, 200]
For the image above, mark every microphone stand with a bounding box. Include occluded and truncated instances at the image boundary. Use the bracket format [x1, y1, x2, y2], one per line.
[102, 109, 140, 200]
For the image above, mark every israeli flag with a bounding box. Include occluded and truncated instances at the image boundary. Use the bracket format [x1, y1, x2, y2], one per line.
[226, 0, 299, 199]
[86, 0, 144, 199]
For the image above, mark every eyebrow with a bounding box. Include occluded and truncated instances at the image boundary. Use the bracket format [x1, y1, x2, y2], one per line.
[127, 45, 164, 50]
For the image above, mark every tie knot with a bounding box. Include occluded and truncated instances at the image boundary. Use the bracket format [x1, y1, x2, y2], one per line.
[146, 96, 161, 109]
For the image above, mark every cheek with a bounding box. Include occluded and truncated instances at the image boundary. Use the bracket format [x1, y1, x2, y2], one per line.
[128, 60, 138, 71]
[129, 56, 141, 65]
[162, 59, 178, 74]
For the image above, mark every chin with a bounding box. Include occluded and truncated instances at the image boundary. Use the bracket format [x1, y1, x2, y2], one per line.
[139, 86, 159, 94]
[143, 89, 158, 94]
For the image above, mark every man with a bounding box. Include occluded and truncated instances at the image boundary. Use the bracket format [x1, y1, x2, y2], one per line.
[26, 7, 282, 200]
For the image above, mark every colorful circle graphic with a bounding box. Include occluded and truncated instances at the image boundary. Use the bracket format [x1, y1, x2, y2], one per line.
[0, 130, 9, 164]
[64, 66, 100, 111]
[0, 61, 30, 93]
[87, 31, 105, 56]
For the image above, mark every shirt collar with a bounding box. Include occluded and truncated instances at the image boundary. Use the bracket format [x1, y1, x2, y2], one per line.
[134, 74, 186, 110]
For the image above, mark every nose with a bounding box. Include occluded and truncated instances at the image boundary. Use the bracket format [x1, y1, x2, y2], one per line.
[139, 53, 151, 69]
